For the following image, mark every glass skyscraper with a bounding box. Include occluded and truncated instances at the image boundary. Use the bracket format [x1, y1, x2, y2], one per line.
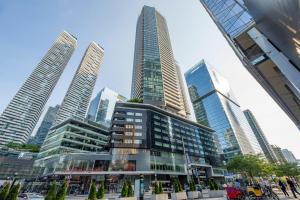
[0, 31, 76, 146]
[243, 109, 277, 162]
[29, 105, 60, 146]
[54, 42, 104, 126]
[131, 6, 188, 118]
[200, 0, 300, 129]
[87, 87, 127, 127]
[185, 60, 263, 161]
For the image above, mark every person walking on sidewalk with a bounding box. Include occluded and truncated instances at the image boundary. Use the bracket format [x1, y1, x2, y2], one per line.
[287, 178, 300, 198]
[278, 180, 289, 197]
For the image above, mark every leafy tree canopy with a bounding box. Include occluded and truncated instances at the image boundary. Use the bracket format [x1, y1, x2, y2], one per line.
[127, 98, 143, 103]
[226, 154, 273, 178]
[6, 142, 40, 153]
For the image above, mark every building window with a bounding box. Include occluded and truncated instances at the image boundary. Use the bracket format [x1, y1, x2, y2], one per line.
[124, 139, 132, 144]
[134, 140, 142, 144]
[125, 132, 133, 136]
[135, 125, 142, 129]
[135, 119, 142, 123]
[135, 113, 142, 116]
[127, 112, 134, 116]
[125, 125, 134, 129]
[134, 132, 142, 137]
[155, 142, 162, 146]
[126, 118, 133, 122]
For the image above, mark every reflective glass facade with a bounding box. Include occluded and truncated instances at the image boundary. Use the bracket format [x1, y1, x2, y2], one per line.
[243, 109, 277, 162]
[201, 0, 253, 38]
[111, 102, 221, 167]
[200, 0, 300, 129]
[185, 60, 263, 161]
[29, 105, 60, 146]
[132, 6, 164, 104]
[131, 6, 188, 117]
[87, 88, 126, 127]
[37, 118, 110, 160]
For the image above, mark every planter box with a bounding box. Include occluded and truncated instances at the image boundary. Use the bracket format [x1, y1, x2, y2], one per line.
[187, 191, 200, 199]
[118, 197, 137, 200]
[201, 189, 210, 198]
[151, 193, 168, 200]
[171, 192, 187, 200]
[209, 190, 225, 198]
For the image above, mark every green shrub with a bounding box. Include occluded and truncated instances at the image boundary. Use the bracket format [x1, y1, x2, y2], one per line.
[154, 182, 163, 194]
[127, 181, 133, 197]
[88, 182, 97, 200]
[159, 182, 163, 194]
[173, 178, 183, 193]
[0, 182, 11, 200]
[45, 181, 57, 200]
[56, 181, 68, 200]
[127, 98, 143, 103]
[6, 183, 20, 200]
[189, 181, 196, 191]
[121, 182, 128, 197]
[96, 182, 105, 199]
[208, 179, 218, 190]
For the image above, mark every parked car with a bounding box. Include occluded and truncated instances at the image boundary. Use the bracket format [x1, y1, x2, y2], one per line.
[18, 193, 44, 200]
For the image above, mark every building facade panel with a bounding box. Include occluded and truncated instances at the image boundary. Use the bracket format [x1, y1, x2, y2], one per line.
[131, 6, 187, 117]
[0, 31, 76, 146]
[185, 60, 263, 161]
[200, 0, 300, 129]
[54, 42, 104, 125]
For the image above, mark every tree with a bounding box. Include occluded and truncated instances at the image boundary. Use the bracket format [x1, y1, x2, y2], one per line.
[121, 182, 128, 197]
[88, 182, 97, 200]
[172, 178, 183, 193]
[158, 182, 163, 194]
[274, 163, 300, 177]
[45, 181, 57, 200]
[127, 181, 133, 197]
[56, 181, 68, 200]
[6, 183, 20, 200]
[189, 181, 196, 191]
[127, 98, 143, 103]
[226, 154, 272, 179]
[96, 182, 105, 199]
[0, 182, 11, 200]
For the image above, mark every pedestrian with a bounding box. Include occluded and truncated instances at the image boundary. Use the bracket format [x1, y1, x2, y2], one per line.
[278, 180, 289, 197]
[286, 177, 300, 198]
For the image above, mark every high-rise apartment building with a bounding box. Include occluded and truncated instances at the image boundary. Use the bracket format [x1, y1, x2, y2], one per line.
[270, 145, 287, 164]
[281, 149, 297, 164]
[200, 0, 300, 129]
[131, 6, 188, 118]
[185, 60, 263, 161]
[0, 31, 77, 146]
[28, 105, 60, 146]
[54, 42, 104, 125]
[87, 87, 127, 127]
[243, 109, 277, 162]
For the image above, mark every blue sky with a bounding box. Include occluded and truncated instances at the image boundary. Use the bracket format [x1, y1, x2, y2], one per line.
[0, 0, 299, 157]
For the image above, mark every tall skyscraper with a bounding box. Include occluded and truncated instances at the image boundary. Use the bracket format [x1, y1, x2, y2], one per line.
[243, 109, 277, 162]
[281, 149, 297, 164]
[54, 42, 104, 125]
[200, 0, 300, 129]
[185, 60, 263, 161]
[29, 105, 60, 146]
[87, 87, 127, 127]
[0, 31, 77, 146]
[131, 6, 188, 118]
[270, 145, 286, 164]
